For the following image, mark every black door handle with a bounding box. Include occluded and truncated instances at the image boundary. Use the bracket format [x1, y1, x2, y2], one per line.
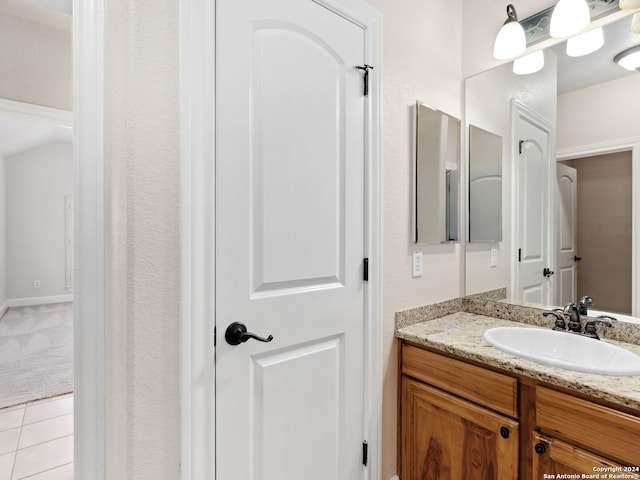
[543, 267, 554, 278]
[574, 256, 582, 262]
[225, 322, 274, 346]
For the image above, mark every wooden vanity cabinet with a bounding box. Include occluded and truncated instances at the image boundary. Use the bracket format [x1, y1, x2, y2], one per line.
[400, 343, 519, 480]
[399, 340, 640, 480]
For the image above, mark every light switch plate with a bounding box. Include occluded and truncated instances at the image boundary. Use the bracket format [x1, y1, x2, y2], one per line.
[490, 247, 498, 268]
[412, 250, 423, 277]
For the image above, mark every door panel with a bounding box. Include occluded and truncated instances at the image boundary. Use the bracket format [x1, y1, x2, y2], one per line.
[556, 164, 577, 305]
[216, 1, 366, 479]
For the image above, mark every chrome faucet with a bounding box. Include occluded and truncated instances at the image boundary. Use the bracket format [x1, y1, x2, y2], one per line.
[578, 295, 593, 316]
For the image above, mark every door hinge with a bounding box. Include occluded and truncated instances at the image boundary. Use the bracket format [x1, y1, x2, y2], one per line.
[518, 248, 522, 263]
[356, 64, 374, 96]
[519, 140, 525, 154]
[214, 326, 216, 347]
[362, 441, 368, 466]
[363, 258, 369, 282]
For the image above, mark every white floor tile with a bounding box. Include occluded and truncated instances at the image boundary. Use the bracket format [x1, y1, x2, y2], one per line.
[11, 436, 73, 480]
[0, 409, 24, 433]
[14, 463, 73, 480]
[0, 429, 20, 456]
[22, 398, 73, 426]
[0, 452, 14, 480]
[18, 415, 73, 450]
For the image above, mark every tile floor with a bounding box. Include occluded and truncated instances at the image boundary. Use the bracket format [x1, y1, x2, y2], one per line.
[0, 394, 73, 480]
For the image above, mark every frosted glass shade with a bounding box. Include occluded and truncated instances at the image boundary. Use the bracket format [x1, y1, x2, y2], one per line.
[632, 13, 640, 35]
[619, 0, 640, 9]
[493, 20, 526, 60]
[550, 0, 591, 38]
[566, 27, 604, 57]
[615, 46, 640, 71]
[513, 50, 545, 75]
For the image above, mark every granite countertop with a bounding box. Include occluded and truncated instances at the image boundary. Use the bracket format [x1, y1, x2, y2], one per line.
[396, 312, 640, 411]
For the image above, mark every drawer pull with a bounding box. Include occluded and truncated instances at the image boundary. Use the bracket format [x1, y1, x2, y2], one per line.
[500, 426, 510, 439]
[535, 443, 547, 455]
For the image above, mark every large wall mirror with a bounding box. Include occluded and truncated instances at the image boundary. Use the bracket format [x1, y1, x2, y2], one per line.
[464, 10, 640, 323]
[415, 102, 461, 244]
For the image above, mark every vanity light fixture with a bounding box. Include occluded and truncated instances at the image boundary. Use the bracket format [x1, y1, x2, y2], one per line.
[614, 45, 640, 71]
[493, 4, 526, 60]
[566, 26, 604, 57]
[513, 50, 545, 75]
[550, 0, 591, 38]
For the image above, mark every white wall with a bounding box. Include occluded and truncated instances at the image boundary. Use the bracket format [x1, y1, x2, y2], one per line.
[5, 142, 72, 299]
[557, 74, 640, 150]
[363, 0, 463, 477]
[465, 54, 557, 297]
[0, 154, 6, 311]
[103, 1, 180, 478]
[0, 3, 71, 111]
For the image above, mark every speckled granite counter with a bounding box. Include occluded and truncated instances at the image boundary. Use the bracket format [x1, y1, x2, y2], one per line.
[396, 311, 640, 411]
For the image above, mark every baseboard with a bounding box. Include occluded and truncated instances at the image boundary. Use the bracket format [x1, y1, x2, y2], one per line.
[5, 294, 73, 309]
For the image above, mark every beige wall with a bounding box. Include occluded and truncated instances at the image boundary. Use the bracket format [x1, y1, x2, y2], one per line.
[103, 1, 180, 478]
[363, 0, 462, 477]
[0, 3, 71, 111]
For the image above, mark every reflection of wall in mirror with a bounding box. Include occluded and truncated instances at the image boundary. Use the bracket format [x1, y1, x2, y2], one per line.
[0, 153, 5, 310]
[465, 53, 557, 297]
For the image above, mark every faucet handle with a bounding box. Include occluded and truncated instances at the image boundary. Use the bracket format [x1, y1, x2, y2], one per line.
[596, 314, 617, 323]
[583, 317, 614, 339]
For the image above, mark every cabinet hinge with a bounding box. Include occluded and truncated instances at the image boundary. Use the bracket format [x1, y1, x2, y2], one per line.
[362, 441, 368, 466]
[363, 258, 369, 282]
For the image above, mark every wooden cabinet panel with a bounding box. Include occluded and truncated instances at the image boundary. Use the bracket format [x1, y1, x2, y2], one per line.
[402, 343, 517, 417]
[532, 432, 623, 478]
[537, 386, 640, 465]
[401, 376, 519, 480]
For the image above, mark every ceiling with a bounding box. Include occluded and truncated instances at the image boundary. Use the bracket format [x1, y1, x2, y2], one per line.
[0, 117, 72, 158]
[553, 13, 640, 94]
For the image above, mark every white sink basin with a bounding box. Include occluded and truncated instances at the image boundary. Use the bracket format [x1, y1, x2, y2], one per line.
[483, 327, 640, 376]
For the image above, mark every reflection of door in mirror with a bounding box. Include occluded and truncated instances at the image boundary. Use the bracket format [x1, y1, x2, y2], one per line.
[514, 102, 553, 306]
[558, 152, 632, 315]
[556, 163, 577, 306]
[469, 125, 502, 243]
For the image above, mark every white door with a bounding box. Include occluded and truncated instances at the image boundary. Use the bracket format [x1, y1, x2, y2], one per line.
[515, 107, 552, 305]
[216, 1, 366, 479]
[556, 163, 578, 306]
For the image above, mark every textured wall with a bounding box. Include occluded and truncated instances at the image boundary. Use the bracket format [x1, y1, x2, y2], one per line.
[0, 6, 71, 110]
[363, 0, 462, 477]
[103, 0, 180, 478]
[5, 142, 72, 299]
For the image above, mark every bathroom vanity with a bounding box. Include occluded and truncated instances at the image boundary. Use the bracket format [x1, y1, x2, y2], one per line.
[396, 305, 640, 480]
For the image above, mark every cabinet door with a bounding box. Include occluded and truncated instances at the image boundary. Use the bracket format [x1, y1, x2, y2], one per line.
[401, 376, 519, 480]
[532, 433, 623, 478]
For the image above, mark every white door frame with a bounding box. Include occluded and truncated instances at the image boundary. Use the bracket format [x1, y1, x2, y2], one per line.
[557, 138, 640, 316]
[179, 1, 382, 479]
[73, 0, 106, 478]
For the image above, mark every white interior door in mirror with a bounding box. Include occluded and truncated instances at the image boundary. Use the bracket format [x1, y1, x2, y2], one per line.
[514, 103, 553, 306]
[556, 163, 577, 306]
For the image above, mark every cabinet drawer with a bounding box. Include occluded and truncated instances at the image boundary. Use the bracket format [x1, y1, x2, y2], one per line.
[537, 386, 640, 465]
[401, 343, 518, 417]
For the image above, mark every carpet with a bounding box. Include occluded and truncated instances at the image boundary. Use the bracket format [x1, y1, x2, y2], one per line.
[0, 302, 73, 409]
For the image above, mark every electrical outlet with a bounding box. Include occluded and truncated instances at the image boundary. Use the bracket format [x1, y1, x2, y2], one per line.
[412, 251, 423, 277]
[33, 280, 41, 288]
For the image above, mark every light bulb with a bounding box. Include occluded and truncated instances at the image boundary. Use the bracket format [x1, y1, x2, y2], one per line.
[566, 27, 604, 57]
[493, 5, 527, 60]
[619, 0, 640, 9]
[513, 50, 545, 75]
[550, 0, 591, 38]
